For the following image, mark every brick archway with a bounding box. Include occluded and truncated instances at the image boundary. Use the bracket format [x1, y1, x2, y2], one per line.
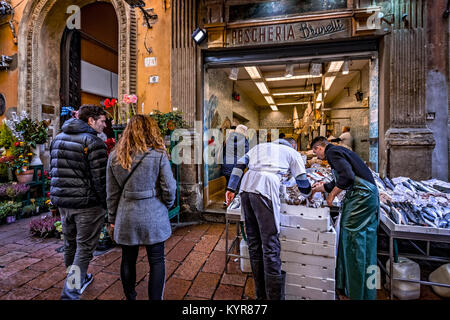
[17, 0, 137, 122]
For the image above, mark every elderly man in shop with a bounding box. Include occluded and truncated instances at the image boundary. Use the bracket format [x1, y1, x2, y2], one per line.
[310, 136, 379, 300]
[225, 137, 312, 300]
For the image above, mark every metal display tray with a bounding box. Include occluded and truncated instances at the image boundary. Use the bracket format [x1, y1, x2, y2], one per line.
[380, 213, 450, 236]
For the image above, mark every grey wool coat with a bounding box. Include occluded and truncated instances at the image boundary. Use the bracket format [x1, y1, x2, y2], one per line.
[106, 148, 176, 246]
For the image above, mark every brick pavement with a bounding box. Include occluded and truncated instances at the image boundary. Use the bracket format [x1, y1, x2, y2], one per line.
[0, 215, 443, 300]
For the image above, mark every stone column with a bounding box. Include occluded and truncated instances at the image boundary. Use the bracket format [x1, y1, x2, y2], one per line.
[385, 3, 436, 180]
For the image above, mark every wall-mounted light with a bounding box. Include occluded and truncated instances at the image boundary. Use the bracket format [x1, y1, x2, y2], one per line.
[191, 27, 208, 45]
[342, 60, 349, 75]
[285, 64, 294, 78]
[0, 1, 13, 16]
[229, 67, 238, 81]
[310, 63, 322, 76]
[0, 55, 13, 71]
[124, 0, 158, 29]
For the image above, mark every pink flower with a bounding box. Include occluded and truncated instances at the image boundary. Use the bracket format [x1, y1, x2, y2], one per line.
[130, 95, 137, 104]
[123, 94, 131, 104]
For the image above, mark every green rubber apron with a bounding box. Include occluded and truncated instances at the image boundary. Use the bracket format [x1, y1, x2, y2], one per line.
[335, 174, 380, 300]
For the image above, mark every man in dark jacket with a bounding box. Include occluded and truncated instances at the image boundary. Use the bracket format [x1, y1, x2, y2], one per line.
[50, 105, 107, 300]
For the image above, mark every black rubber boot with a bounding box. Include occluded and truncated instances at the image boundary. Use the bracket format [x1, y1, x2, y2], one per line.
[265, 270, 286, 300]
[250, 259, 267, 300]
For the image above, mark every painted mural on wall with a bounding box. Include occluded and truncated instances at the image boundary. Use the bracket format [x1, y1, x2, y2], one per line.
[228, 0, 347, 22]
[204, 94, 222, 185]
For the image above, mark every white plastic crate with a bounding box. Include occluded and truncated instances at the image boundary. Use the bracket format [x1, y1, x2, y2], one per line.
[281, 238, 335, 258]
[281, 251, 336, 269]
[282, 261, 335, 279]
[285, 272, 335, 291]
[280, 225, 337, 246]
[286, 295, 310, 300]
[280, 204, 330, 232]
[285, 283, 335, 300]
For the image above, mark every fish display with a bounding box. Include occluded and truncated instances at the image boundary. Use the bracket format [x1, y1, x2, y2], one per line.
[372, 170, 450, 229]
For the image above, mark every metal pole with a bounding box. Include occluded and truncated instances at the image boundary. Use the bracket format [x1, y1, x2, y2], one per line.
[389, 235, 394, 300]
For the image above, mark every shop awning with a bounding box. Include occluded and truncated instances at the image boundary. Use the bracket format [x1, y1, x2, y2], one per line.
[204, 38, 378, 68]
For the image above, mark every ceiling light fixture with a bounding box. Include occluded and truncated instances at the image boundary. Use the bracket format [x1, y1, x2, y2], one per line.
[342, 60, 349, 75]
[316, 103, 322, 109]
[310, 63, 322, 76]
[255, 82, 269, 95]
[265, 74, 322, 81]
[245, 66, 262, 79]
[277, 102, 309, 106]
[324, 76, 336, 91]
[270, 105, 278, 111]
[272, 91, 315, 96]
[316, 92, 323, 102]
[229, 67, 238, 81]
[285, 64, 294, 78]
[264, 96, 275, 105]
[328, 61, 344, 73]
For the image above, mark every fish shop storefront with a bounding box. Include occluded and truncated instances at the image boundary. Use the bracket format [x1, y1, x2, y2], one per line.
[195, 0, 450, 300]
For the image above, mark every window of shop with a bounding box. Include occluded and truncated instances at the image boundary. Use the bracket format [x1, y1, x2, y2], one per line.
[202, 45, 379, 213]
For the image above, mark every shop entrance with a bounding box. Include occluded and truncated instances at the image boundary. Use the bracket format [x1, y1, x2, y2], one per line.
[203, 47, 379, 213]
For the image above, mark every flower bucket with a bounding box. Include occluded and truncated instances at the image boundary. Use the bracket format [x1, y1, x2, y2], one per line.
[6, 215, 16, 224]
[16, 169, 34, 184]
[30, 144, 43, 166]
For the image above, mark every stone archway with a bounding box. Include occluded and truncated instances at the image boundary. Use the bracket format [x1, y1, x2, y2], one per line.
[17, 0, 137, 121]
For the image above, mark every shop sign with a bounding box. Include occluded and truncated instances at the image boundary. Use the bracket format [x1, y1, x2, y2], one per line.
[227, 18, 351, 47]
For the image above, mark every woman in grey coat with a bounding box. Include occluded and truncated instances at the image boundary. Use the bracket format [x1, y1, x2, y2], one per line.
[107, 115, 176, 300]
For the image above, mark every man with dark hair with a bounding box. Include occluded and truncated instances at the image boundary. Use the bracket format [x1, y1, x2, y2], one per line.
[50, 104, 108, 300]
[225, 138, 311, 300]
[310, 136, 379, 300]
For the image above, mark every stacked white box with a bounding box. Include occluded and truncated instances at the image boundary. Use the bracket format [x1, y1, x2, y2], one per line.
[280, 204, 337, 300]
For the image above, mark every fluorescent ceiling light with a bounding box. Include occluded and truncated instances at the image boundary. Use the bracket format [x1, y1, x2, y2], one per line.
[277, 102, 309, 105]
[316, 103, 322, 109]
[255, 82, 269, 95]
[316, 93, 323, 102]
[265, 74, 322, 81]
[245, 66, 261, 79]
[264, 96, 275, 104]
[324, 76, 336, 91]
[272, 91, 315, 96]
[327, 61, 344, 73]
[229, 67, 238, 81]
[270, 105, 278, 111]
[285, 64, 294, 78]
[342, 60, 349, 75]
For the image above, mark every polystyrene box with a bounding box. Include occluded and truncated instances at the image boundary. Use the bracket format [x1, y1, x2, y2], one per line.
[286, 272, 335, 291]
[282, 261, 335, 279]
[281, 250, 336, 269]
[280, 204, 330, 232]
[285, 283, 335, 300]
[280, 225, 337, 246]
[281, 238, 336, 258]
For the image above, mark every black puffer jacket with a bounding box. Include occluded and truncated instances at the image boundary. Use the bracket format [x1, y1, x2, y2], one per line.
[50, 118, 107, 209]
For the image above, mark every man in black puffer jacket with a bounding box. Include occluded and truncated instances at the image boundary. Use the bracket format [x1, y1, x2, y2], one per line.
[50, 105, 107, 300]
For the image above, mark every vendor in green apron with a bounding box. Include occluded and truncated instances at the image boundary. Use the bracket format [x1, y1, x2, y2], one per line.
[310, 136, 379, 300]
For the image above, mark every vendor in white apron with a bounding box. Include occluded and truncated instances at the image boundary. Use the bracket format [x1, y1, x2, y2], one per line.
[225, 138, 311, 300]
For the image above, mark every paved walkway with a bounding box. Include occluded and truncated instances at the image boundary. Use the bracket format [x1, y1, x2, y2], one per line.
[0, 214, 443, 300]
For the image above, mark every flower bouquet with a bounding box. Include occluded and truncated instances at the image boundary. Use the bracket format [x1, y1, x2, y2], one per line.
[29, 215, 61, 238]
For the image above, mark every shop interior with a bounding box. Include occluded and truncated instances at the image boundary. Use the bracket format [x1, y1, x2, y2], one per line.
[204, 57, 371, 212]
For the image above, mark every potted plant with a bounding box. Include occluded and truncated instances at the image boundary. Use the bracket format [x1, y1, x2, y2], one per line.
[5, 183, 30, 201]
[150, 109, 187, 137]
[0, 123, 16, 156]
[0, 201, 22, 224]
[9, 141, 34, 184]
[29, 215, 60, 238]
[5, 111, 49, 166]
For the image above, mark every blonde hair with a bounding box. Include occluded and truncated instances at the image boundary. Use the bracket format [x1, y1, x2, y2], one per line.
[115, 115, 166, 170]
